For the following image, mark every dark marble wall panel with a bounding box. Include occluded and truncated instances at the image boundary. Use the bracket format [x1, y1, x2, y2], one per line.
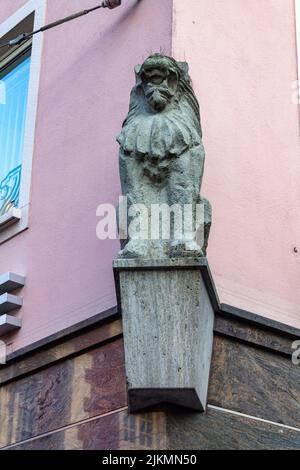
[0, 338, 127, 448]
[8, 410, 167, 450]
[208, 336, 300, 429]
[214, 314, 294, 356]
[1, 309, 300, 450]
[166, 407, 300, 450]
[0, 319, 122, 386]
[8, 407, 300, 450]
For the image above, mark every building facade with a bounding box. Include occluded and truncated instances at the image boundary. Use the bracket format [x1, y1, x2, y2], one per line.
[0, 0, 299, 450]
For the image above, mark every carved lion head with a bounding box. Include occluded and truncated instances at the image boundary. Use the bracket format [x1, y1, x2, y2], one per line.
[117, 54, 202, 162]
[134, 54, 201, 120]
[138, 54, 180, 112]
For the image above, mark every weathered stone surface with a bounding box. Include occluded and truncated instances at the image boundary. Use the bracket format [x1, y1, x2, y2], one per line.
[9, 407, 300, 450]
[0, 337, 127, 448]
[1, 304, 300, 449]
[117, 54, 211, 259]
[166, 407, 300, 450]
[208, 335, 300, 429]
[7, 410, 167, 450]
[114, 258, 214, 412]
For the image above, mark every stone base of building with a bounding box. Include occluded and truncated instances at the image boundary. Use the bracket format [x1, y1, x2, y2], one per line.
[0, 284, 299, 449]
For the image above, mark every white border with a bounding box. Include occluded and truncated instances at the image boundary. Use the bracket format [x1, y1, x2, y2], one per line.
[296, 0, 300, 84]
[208, 405, 300, 433]
[0, 0, 46, 244]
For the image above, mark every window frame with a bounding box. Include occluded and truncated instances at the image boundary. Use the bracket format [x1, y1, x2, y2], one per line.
[0, 39, 32, 79]
[296, 1, 300, 85]
[0, 0, 46, 244]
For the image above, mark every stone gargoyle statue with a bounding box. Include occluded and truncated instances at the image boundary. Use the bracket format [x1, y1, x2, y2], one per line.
[117, 53, 211, 259]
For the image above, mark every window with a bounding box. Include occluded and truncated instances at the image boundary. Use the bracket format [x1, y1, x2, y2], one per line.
[0, 1, 46, 243]
[0, 41, 32, 217]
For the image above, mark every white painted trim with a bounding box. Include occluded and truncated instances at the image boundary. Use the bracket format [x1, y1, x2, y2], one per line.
[0, 208, 21, 231]
[295, 0, 300, 82]
[0, 0, 47, 244]
[208, 405, 300, 433]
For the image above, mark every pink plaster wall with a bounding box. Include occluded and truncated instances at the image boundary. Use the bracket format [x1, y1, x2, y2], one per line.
[1, 0, 300, 353]
[0, 0, 172, 351]
[173, 0, 300, 327]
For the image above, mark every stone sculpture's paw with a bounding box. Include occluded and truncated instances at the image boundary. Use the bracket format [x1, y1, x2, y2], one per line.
[118, 240, 148, 259]
[169, 240, 204, 258]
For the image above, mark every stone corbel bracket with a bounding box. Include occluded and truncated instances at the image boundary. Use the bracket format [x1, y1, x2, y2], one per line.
[0, 273, 25, 337]
[114, 258, 219, 413]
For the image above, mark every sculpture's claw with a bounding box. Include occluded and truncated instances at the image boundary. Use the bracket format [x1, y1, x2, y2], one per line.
[169, 239, 204, 258]
[118, 240, 148, 259]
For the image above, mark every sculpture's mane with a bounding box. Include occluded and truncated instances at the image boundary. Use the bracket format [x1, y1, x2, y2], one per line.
[117, 55, 203, 160]
[122, 55, 202, 138]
